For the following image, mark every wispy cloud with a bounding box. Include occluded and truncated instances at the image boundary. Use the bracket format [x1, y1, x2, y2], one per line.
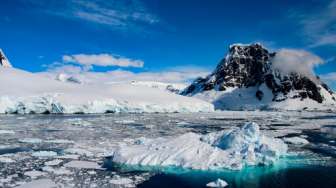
[62, 53, 144, 69]
[23, 0, 159, 30]
[297, 0, 336, 47]
[320, 72, 336, 90]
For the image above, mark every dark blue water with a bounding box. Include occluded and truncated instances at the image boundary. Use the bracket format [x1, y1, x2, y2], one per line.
[138, 165, 336, 188]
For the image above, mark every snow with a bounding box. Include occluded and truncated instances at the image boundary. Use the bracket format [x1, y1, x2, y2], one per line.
[283, 137, 309, 145]
[16, 179, 57, 188]
[206, 179, 228, 187]
[0, 67, 214, 114]
[110, 122, 288, 171]
[64, 160, 102, 169]
[56, 73, 81, 84]
[193, 85, 336, 111]
[129, 81, 186, 93]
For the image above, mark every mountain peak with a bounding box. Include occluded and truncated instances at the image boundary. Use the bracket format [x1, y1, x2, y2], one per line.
[0, 49, 12, 68]
[181, 43, 335, 109]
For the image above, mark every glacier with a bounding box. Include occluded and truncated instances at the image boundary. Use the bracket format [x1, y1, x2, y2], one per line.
[0, 67, 214, 114]
[110, 122, 288, 171]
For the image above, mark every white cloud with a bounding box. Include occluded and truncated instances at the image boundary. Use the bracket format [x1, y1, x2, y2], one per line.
[62, 54, 144, 68]
[272, 49, 323, 81]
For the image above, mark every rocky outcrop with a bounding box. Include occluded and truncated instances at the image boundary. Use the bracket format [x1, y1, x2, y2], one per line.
[0, 49, 12, 68]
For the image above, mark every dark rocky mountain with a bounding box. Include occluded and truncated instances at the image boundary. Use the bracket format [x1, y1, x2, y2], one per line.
[0, 49, 12, 67]
[181, 43, 335, 104]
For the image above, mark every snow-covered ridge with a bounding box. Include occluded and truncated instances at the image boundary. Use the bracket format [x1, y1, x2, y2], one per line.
[0, 68, 214, 114]
[110, 122, 288, 171]
[129, 81, 186, 94]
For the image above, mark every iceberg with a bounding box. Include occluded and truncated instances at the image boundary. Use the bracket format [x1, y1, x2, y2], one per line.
[110, 122, 288, 171]
[206, 179, 228, 187]
[283, 137, 309, 145]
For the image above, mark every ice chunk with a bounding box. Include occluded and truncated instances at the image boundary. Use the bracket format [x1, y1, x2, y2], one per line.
[45, 159, 63, 166]
[283, 137, 309, 145]
[0, 156, 15, 163]
[206, 179, 228, 187]
[0, 130, 15, 134]
[64, 160, 102, 169]
[111, 122, 288, 170]
[42, 166, 72, 175]
[23, 170, 47, 179]
[16, 179, 57, 188]
[63, 148, 93, 157]
[19, 138, 42, 144]
[109, 176, 135, 187]
[45, 139, 74, 144]
[32, 151, 57, 158]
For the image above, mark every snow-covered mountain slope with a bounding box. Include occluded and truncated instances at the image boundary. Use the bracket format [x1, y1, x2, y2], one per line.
[0, 68, 214, 114]
[0, 49, 12, 68]
[56, 73, 82, 84]
[129, 81, 186, 94]
[181, 43, 336, 111]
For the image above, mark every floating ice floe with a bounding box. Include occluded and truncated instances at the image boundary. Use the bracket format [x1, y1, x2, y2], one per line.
[110, 122, 288, 171]
[23, 170, 47, 179]
[16, 179, 57, 188]
[63, 148, 93, 157]
[283, 137, 309, 145]
[42, 166, 72, 175]
[45, 159, 63, 166]
[206, 179, 228, 187]
[32, 151, 57, 158]
[45, 139, 74, 144]
[0, 130, 15, 134]
[64, 160, 102, 169]
[109, 176, 135, 187]
[19, 138, 43, 144]
[0, 156, 15, 163]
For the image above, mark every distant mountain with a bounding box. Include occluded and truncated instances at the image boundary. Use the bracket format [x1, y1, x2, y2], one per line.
[0, 49, 12, 68]
[181, 43, 335, 110]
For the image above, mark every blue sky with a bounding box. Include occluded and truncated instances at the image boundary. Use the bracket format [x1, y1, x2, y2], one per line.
[0, 0, 335, 88]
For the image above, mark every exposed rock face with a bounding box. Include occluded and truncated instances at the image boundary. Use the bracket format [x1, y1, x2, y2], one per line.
[0, 49, 12, 68]
[182, 43, 335, 104]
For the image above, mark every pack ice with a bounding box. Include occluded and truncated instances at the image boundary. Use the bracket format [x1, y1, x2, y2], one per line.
[111, 122, 288, 171]
[0, 68, 214, 114]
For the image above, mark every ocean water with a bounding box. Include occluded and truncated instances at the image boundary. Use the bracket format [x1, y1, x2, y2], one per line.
[0, 111, 336, 187]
